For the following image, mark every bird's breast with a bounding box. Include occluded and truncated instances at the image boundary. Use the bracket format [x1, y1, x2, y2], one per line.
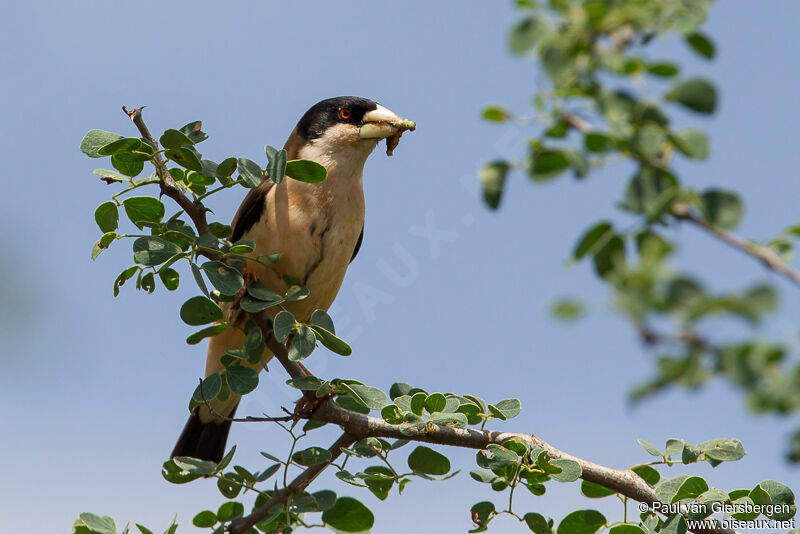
[242, 176, 364, 322]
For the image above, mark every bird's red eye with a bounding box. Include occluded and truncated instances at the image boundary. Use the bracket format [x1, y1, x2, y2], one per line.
[338, 107, 352, 120]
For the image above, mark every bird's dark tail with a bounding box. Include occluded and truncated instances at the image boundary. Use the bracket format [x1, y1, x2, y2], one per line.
[170, 403, 238, 463]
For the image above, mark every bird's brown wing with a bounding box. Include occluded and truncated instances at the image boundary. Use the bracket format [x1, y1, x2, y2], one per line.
[231, 180, 275, 242]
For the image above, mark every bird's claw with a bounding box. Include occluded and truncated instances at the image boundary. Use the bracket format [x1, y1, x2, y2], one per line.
[231, 268, 258, 310]
[294, 390, 333, 417]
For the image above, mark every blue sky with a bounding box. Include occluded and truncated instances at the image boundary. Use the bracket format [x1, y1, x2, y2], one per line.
[1, 1, 798, 533]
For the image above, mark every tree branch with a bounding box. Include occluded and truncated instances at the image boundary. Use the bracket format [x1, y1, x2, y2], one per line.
[228, 432, 356, 533]
[671, 203, 800, 287]
[122, 106, 212, 236]
[225, 315, 738, 534]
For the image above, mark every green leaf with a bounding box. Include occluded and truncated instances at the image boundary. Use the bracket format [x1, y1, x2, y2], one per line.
[593, 235, 626, 279]
[92, 168, 126, 183]
[217, 501, 244, 522]
[656, 475, 691, 503]
[292, 446, 332, 466]
[201, 261, 244, 296]
[123, 196, 165, 228]
[631, 464, 660, 485]
[685, 32, 715, 59]
[237, 158, 262, 188]
[482, 105, 510, 123]
[425, 393, 447, 413]
[634, 123, 666, 158]
[288, 324, 316, 361]
[647, 62, 679, 77]
[673, 476, 708, 502]
[81, 130, 124, 158]
[673, 130, 710, 159]
[480, 160, 510, 210]
[509, 16, 546, 54]
[165, 148, 203, 172]
[161, 458, 202, 484]
[160, 129, 194, 149]
[489, 398, 521, 419]
[113, 266, 139, 296]
[180, 296, 223, 326]
[410, 392, 427, 415]
[696, 438, 745, 462]
[238, 295, 274, 314]
[700, 190, 742, 229]
[381, 404, 404, 424]
[309, 324, 352, 356]
[310, 309, 336, 333]
[524, 512, 552, 534]
[608, 526, 646, 534]
[321, 497, 374, 532]
[273, 311, 296, 342]
[246, 280, 282, 303]
[556, 510, 606, 534]
[192, 511, 216, 528]
[217, 157, 237, 180]
[407, 445, 450, 475]
[624, 167, 678, 217]
[472, 501, 496, 524]
[477, 444, 518, 471]
[78, 513, 117, 534]
[285, 159, 327, 183]
[98, 137, 142, 156]
[94, 201, 119, 233]
[529, 148, 571, 182]
[287, 375, 326, 391]
[133, 236, 181, 266]
[173, 456, 217, 476]
[550, 458, 581, 482]
[112, 152, 145, 177]
[551, 299, 584, 321]
[637, 439, 663, 457]
[666, 79, 717, 114]
[581, 480, 616, 498]
[584, 132, 614, 153]
[346, 384, 389, 410]
[266, 146, 288, 184]
[186, 324, 227, 345]
[159, 268, 180, 291]
[180, 121, 208, 144]
[190, 263, 209, 297]
[755, 480, 796, 520]
[226, 366, 259, 395]
[660, 514, 687, 534]
[285, 284, 309, 301]
[192, 373, 222, 404]
[574, 222, 613, 260]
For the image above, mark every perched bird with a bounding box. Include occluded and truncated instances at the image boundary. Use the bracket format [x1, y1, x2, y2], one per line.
[171, 96, 415, 462]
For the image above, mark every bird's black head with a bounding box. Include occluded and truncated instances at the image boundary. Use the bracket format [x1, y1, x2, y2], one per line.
[295, 96, 379, 140]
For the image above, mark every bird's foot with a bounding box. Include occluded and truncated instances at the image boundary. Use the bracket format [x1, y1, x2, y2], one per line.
[231, 268, 258, 310]
[294, 389, 334, 417]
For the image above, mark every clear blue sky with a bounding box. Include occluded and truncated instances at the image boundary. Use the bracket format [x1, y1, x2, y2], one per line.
[1, 1, 798, 533]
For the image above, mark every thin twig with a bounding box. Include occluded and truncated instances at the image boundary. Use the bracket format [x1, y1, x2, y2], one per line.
[123, 106, 212, 236]
[671, 203, 800, 287]
[197, 378, 294, 424]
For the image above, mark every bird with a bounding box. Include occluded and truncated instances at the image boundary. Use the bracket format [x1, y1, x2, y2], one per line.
[171, 96, 415, 462]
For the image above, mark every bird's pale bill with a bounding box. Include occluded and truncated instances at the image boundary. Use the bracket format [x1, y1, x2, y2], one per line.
[359, 104, 416, 139]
